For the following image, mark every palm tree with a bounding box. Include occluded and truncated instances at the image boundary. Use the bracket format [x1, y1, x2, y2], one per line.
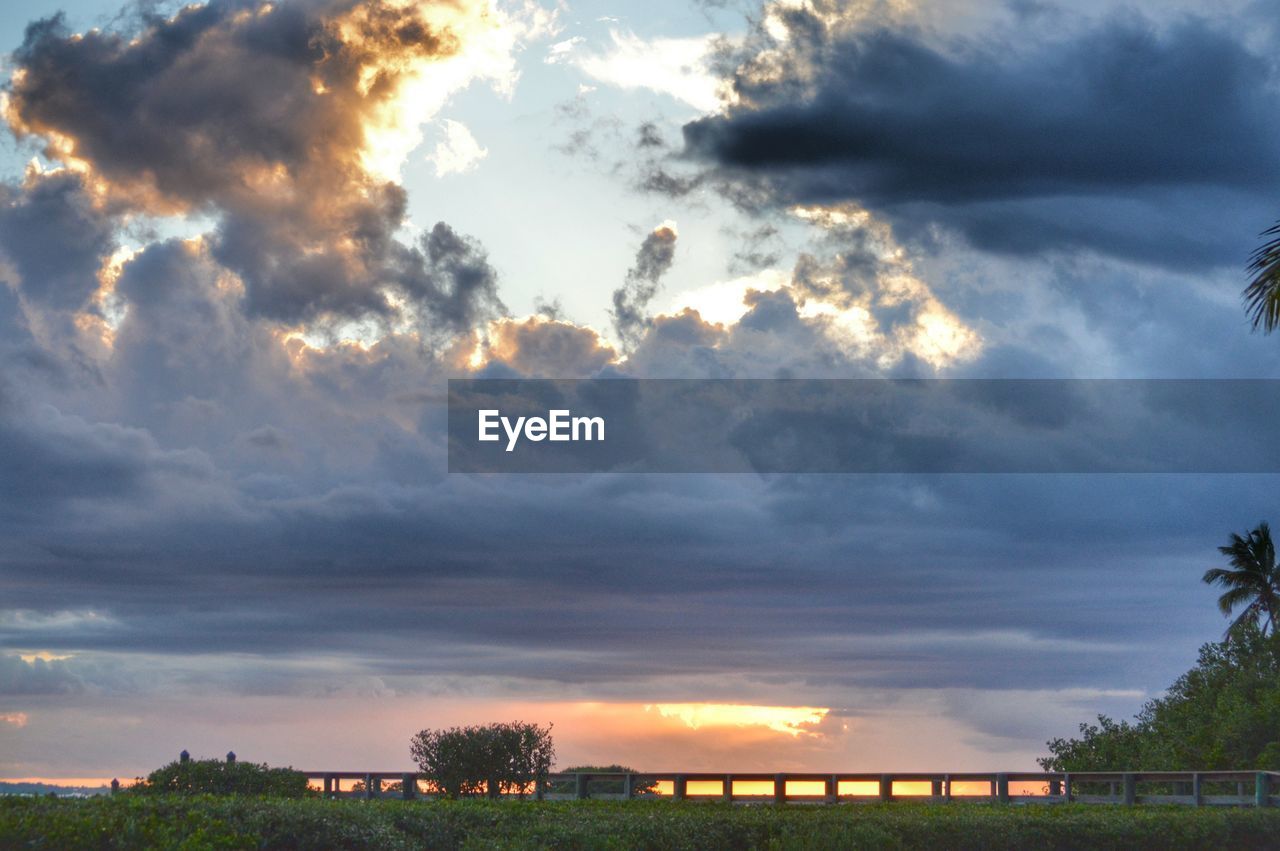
[1244, 222, 1280, 331]
[1202, 522, 1280, 635]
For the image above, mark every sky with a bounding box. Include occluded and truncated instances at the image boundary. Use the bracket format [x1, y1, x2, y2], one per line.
[2, 0, 1280, 783]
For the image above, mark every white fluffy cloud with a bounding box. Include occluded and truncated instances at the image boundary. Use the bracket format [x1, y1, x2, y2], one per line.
[575, 30, 725, 113]
[426, 119, 489, 177]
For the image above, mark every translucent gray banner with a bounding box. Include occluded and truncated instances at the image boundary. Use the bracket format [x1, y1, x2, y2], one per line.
[447, 379, 1280, 473]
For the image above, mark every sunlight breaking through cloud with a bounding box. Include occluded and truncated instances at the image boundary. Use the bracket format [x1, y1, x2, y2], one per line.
[648, 703, 830, 737]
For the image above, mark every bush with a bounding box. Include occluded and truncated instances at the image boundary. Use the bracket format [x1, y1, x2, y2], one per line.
[4, 798, 1280, 850]
[409, 721, 554, 799]
[1042, 624, 1280, 771]
[558, 765, 659, 796]
[128, 757, 311, 798]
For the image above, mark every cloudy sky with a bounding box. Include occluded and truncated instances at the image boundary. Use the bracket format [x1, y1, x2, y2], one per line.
[2, 0, 1280, 782]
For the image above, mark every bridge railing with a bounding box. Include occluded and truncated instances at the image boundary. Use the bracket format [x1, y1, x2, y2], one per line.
[297, 770, 1280, 807]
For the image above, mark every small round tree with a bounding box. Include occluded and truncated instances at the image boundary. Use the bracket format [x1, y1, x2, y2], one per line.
[129, 756, 310, 797]
[410, 721, 554, 799]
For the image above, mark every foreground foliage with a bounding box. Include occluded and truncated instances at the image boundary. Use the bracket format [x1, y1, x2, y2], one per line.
[1041, 624, 1280, 771]
[3, 796, 1280, 850]
[127, 758, 312, 798]
[555, 765, 659, 797]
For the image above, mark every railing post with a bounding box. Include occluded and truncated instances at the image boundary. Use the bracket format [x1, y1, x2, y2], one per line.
[773, 773, 787, 805]
[996, 774, 1010, 803]
[1049, 778, 1062, 798]
[825, 775, 838, 804]
[364, 774, 376, 800]
[1063, 773, 1072, 803]
[1192, 773, 1202, 807]
[1122, 773, 1136, 806]
[672, 775, 686, 801]
[623, 773, 634, 799]
[931, 778, 942, 798]
[575, 773, 589, 800]
[879, 774, 893, 802]
[401, 773, 416, 800]
[943, 774, 952, 803]
[1257, 773, 1270, 808]
[723, 775, 734, 803]
[323, 775, 332, 798]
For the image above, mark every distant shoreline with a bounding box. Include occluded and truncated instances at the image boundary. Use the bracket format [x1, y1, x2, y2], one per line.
[0, 781, 111, 797]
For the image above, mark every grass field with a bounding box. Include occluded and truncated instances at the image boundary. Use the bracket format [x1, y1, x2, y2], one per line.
[4, 797, 1280, 850]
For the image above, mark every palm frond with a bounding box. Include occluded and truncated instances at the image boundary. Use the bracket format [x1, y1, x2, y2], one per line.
[1257, 522, 1275, 565]
[1230, 603, 1263, 633]
[1217, 532, 1254, 567]
[1201, 566, 1235, 585]
[1245, 222, 1280, 332]
[1216, 585, 1258, 616]
[1206, 523, 1280, 636]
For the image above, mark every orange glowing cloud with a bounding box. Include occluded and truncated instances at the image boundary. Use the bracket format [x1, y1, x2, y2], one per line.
[2, 0, 540, 331]
[646, 703, 830, 737]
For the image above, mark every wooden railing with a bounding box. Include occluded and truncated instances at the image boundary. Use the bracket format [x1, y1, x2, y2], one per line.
[299, 770, 1280, 807]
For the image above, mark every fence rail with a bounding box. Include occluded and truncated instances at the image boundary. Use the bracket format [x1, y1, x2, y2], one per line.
[297, 770, 1280, 807]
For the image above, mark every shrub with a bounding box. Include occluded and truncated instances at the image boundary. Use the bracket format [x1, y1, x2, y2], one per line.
[409, 721, 554, 799]
[128, 757, 311, 797]
[5, 798, 1280, 850]
[558, 765, 659, 796]
[1042, 624, 1280, 771]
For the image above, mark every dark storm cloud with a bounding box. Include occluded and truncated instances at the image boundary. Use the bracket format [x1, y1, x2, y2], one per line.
[5, 1, 502, 331]
[1, 0, 1277, 747]
[0, 187, 1247, 718]
[405, 222, 504, 335]
[621, 284, 922, 380]
[0, 464, 1250, 693]
[0, 401, 214, 516]
[611, 224, 678, 348]
[680, 15, 1280, 266]
[945, 252, 1280, 379]
[448, 378, 1280, 474]
[481, 316, 617, 377]
[0, 216, 1256, 695]
[108, 238, 266, 416]
[0, 654, 82, 695]
[0, 171, 115, 311]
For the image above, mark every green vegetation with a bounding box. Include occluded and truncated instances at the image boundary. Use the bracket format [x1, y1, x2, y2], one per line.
[556, 765, 658, 797]
[1041, 624, 1280, 771]
[1042, 523, 1280, 771]
[3, 797, 1279, 850]
[409, 721, 554, 799]
[127, 757, 311, 798]
[1245, 221, 1280, 331]
[1203, 523, 1279, 635]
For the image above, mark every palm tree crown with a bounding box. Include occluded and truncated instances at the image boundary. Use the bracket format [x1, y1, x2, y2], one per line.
[1244, 222, 1280, 331]
[1202, 522, 1280, 636]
